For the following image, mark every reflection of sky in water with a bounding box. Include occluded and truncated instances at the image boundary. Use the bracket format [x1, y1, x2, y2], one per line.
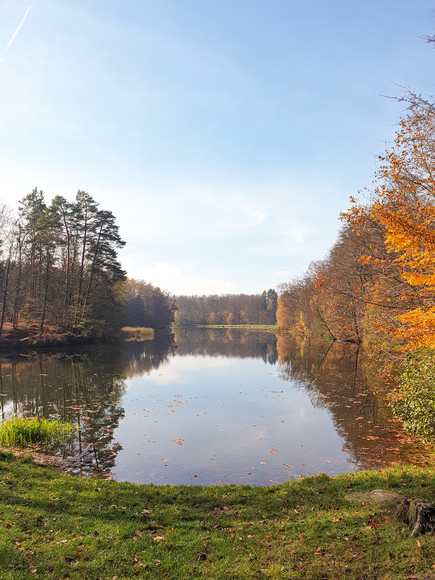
[113, 355, 351, 485]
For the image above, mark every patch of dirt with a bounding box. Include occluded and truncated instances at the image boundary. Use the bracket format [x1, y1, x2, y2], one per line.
[345, 489, 405, 504]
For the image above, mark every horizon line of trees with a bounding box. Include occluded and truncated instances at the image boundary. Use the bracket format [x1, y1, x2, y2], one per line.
[174, 290, 278, 326]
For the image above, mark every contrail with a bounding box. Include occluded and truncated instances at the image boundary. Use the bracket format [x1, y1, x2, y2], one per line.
[0, 3, 33, 62]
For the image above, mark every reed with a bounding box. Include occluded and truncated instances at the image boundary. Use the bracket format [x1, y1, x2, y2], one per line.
[0, 416, 75, 450]
[121, 326, 154, 341]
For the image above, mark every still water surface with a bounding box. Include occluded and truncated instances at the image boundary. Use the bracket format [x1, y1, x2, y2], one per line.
[0, 329, 425, 485]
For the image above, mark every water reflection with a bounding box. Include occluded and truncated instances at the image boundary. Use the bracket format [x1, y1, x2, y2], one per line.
[0, 330, 427, 484]
[173, 327, 278, 364]
[0, 336, 175, 478]
[276, 336, 426, 471]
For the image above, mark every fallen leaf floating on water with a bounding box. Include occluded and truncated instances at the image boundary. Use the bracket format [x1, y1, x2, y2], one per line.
[269, 449, 278, 454]
[171, 438, 184, 446]
[160, 458, 171, 462]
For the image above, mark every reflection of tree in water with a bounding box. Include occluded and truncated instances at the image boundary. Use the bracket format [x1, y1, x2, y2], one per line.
[0, 333, 175, 478]
[121, 331, 176, 377]
[174, 328, 278, 363]
[0, 354, 125, 477]
[276, 335, 428, 470]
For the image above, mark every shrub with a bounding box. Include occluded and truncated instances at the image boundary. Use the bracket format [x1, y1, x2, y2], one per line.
[391, 347, 435, 442]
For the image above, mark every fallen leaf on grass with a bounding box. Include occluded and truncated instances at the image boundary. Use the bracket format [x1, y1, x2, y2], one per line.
[153, 536, 165, 543]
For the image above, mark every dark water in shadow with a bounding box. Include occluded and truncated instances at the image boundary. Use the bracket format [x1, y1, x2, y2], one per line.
[0, 329, 426, 485]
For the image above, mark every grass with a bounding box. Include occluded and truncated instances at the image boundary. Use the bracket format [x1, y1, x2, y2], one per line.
[1, 454, 435, 578]
[0, 416, 75, 451]
[120, 327, 155, 341]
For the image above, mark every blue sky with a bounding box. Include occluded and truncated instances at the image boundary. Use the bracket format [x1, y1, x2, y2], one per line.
[0, 0, 434, 295]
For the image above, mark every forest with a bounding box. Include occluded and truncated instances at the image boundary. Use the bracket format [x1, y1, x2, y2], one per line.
[174, 290, 278, 326]
[0, 190, 175, 344]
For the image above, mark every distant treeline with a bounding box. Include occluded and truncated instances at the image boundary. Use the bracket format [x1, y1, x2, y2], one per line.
[0, 190, 174, 342]
[124, 279, 176, 329]
[174, 290, 278, 326]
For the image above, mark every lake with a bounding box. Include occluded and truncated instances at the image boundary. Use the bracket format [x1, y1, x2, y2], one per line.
[0, 328, 426, 485]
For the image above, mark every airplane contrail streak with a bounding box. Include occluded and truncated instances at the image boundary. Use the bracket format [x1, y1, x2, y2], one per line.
[0, 3, 33, 62]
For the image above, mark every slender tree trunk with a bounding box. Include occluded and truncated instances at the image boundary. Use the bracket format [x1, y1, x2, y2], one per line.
[312, 300, 337, 341]
[0, 257, 12, 337]
[38, 252, 51, 336]
[61, 213, 72, 326]
[77, 208, 89, 306]
[11, 225, 23, 330]
[82, 224, 103, 316]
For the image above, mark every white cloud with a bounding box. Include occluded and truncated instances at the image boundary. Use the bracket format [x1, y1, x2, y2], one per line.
[272, 269, 293, 280]
[205, 192, 268, 227]
[123, 260, 237, 296]
[105, 183, 268, 247]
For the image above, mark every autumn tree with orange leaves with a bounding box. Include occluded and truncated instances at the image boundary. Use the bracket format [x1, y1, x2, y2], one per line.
[342, 96, 435, 350]
[277, 93, 435, 355]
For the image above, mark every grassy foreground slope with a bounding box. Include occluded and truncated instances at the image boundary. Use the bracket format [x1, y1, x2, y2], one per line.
[1, 452, 435, 578]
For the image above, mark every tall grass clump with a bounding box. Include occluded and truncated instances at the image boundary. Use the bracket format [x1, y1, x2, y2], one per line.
[121, 326, 154, 341]
[0, 416, 75, 450]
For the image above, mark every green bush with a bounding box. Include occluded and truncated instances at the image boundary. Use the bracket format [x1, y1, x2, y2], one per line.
[391, 347, 435, 441]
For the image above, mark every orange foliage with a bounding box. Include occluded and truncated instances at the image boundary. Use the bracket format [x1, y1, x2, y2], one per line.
[343, 100, 435, 350]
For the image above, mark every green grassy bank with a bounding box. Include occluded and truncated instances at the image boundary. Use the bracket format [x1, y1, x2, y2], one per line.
[1, 453, 435, 578]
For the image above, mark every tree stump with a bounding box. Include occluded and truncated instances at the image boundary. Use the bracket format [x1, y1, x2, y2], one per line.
[396, 498, 435, 537]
